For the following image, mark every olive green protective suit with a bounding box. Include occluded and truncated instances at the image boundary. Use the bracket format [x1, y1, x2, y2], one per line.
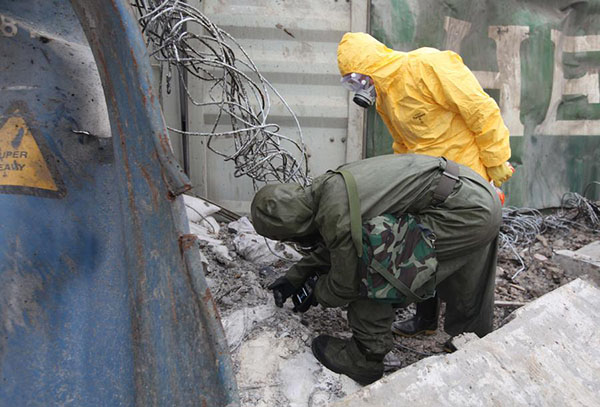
[251, 154, 501, 355]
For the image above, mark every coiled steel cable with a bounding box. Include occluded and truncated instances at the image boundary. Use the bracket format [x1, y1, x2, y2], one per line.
[499, 187, 599, 280]
[132, 0, 310, 187]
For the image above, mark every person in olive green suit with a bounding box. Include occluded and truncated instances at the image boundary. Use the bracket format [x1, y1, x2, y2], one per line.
[251, 154, 501, 385]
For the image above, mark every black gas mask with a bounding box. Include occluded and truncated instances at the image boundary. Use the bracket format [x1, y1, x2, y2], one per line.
[341, 73, 376, 108]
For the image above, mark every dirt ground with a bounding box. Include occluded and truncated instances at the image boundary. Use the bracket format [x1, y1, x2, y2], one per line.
[203, 211, 599, 381]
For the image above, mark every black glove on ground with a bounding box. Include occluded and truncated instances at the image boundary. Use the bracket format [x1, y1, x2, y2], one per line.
[268, 276, 296, 307]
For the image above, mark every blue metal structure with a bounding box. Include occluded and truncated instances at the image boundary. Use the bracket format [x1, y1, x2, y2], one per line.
[0, 0, 238, 405]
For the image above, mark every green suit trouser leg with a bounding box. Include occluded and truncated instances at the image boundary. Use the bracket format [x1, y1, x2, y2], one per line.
[436, 237, 498, 337]
[346, 236, 498, 355]
[346, 299, 395, 355]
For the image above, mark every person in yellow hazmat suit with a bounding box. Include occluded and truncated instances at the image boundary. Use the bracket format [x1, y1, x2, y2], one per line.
[337, 32, 513, 187]
[337, 32, 513, 339]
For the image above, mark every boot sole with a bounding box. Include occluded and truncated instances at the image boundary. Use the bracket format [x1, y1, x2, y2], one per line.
[391, 328, 437, 338]
[311, 339, 382, 385]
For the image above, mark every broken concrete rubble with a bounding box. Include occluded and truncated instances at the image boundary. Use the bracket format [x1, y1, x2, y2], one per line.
[184, 193, 221, 222]
[330, 278, 600, 407]
[220, 299, 362, 406]
[222, 304, 274, 352]
[235, 328, 362, 407]
[188, 197, 360, 406]
[229, 217, 302, 265]
[190, 193, 599, 406]
[184, 194, 232, 265]
[554, 240, 600, 277]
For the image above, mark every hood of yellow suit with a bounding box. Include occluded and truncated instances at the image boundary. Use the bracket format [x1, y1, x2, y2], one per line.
[337, 32, 440, 102]
[337, 32, 409, 86]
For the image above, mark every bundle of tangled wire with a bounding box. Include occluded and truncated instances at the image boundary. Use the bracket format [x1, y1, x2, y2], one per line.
[132, 0, 310, 187]
[499, 184, 600, 279]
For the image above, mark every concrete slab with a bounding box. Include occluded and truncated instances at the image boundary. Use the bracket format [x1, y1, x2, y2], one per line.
[330, 278, 600, 407]
[235, 329, 361, 406]
[576, 240, 600, 260]
[554, 240, 600, 277]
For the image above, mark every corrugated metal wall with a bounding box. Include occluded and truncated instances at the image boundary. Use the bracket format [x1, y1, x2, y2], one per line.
[156, 0, 368, 213]
[368, 0, 600, 208]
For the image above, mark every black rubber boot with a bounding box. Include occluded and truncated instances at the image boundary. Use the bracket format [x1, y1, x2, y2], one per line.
[311, 335, 385, 385]
[391, 295, 439, 337]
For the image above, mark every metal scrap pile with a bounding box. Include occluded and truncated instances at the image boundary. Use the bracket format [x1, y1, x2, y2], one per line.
[499, 186, 600, 279]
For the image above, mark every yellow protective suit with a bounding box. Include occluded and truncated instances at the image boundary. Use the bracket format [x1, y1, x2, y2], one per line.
[337, 32, 511, 182]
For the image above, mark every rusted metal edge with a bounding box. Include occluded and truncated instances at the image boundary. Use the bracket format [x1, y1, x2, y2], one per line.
[69, 0, 239, 404]
[179, 234, 240, 404]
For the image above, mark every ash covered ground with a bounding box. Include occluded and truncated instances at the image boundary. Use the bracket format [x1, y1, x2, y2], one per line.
[185, 195, 599, 406]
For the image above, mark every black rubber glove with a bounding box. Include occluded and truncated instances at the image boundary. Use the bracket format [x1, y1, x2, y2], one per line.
[268, 276, 296, 308]
[291, 275, 318, 313]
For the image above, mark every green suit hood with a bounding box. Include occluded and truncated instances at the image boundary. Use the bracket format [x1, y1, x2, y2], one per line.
[251, 184, 316, 241]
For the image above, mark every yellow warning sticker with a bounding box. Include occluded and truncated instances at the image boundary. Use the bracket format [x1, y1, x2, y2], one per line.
[0, 116, 58, 191]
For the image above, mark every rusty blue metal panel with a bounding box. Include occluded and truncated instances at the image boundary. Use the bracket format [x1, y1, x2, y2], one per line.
[0, 0, 238, 405]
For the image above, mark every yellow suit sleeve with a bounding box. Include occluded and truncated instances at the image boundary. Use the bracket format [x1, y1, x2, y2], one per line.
[419, 52, 511, 168]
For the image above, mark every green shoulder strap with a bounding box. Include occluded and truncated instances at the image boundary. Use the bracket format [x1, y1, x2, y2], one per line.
[333, 170, 362, 257]
[370, 259, 425, 303]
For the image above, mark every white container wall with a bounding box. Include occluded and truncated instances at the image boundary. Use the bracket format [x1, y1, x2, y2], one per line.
[155, 0, 368, 213]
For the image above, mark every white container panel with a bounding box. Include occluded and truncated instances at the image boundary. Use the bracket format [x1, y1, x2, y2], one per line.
[161, 0, 368, 213]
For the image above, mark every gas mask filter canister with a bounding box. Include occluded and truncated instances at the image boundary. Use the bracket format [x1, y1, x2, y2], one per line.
[341, 73, 376, 108]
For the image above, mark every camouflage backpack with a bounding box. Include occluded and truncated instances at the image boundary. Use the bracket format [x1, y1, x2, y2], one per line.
[333, 169, 439, 306]
[359, 213, 438, 305]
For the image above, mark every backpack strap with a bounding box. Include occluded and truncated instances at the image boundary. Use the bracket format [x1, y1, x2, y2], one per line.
[330, 169, 363, 257]
[369, 258, 425, 303]
[431, 158, 460, 206]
